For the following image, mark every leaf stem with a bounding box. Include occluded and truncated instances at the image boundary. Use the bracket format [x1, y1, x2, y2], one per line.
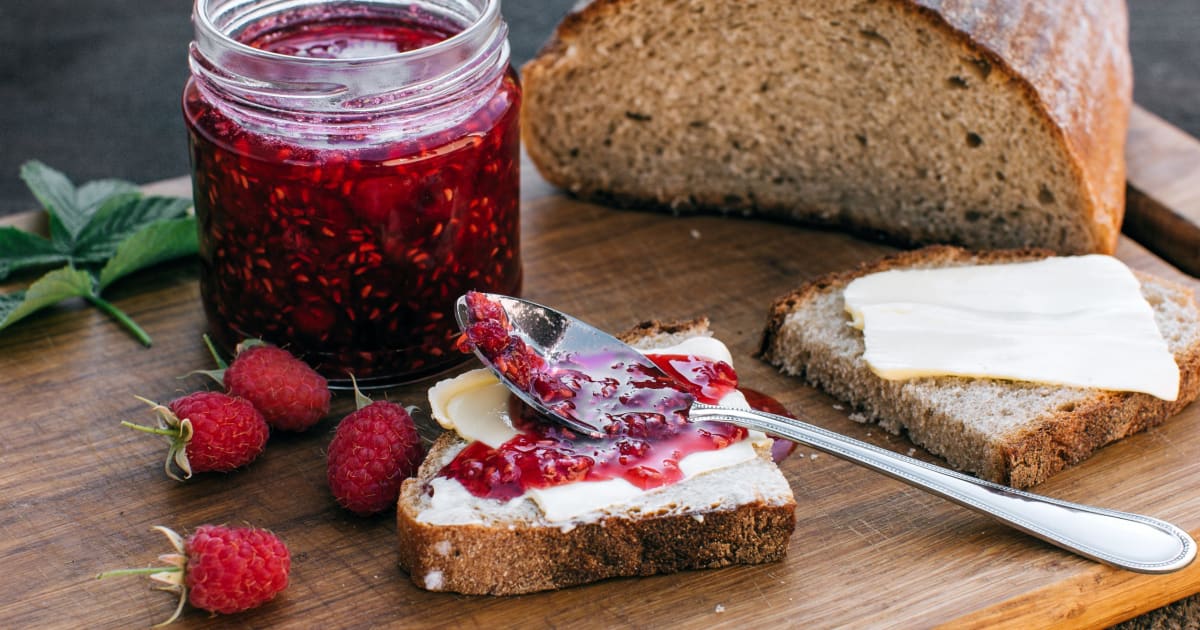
[202, 333, 228, 369]
[85, 293, 152, 346]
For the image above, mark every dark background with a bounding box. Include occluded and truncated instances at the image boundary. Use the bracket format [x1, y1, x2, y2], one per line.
[1, 2, 1198, 217]
[0, 0, 577, 215]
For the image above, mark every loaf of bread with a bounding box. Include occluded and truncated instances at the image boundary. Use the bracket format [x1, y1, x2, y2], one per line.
[522, 0, 1131, 255]
[760, 246, 1200, 489]
[397, 319, 796, 595]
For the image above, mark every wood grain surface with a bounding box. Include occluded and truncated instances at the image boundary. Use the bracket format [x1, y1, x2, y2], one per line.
[1125, 106, 1200, 277]
[3, 123, 1200, 629]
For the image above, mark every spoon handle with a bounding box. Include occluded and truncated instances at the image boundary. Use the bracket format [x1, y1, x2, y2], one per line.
[689, 403, 1195, 573]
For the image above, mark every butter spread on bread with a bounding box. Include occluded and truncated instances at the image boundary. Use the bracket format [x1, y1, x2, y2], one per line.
[398, 319, 795, 595]
[425, 336, 772, 523]
[844, 255, 1180, 400]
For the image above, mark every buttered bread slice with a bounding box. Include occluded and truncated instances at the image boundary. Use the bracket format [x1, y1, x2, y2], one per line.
[398, 319, 796, 595]
[760, 246, 1200, 489]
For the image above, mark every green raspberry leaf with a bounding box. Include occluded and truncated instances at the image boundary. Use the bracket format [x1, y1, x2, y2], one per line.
[0, 266, 94, 333]
[19, 161, 139, 247]
[0, 227, 68, 281]
[3, 162, 194, 346]
[76, 195, 193, 263]
[75, 179, 141, 219]
[98, 217, 199, 290]
[19, 161, 82, 246]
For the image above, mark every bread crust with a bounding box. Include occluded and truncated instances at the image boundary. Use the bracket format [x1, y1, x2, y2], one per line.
[903, 0, 1130, 253]
[521, 0, 1130, 254]
[397, 434, 795, 595]
[616, 316, 710, 344]
[759, 245, 1200, 488]
[398, 319, 797, 595]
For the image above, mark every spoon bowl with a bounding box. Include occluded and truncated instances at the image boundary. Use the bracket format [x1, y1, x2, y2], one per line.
[454, 292, 697, 438]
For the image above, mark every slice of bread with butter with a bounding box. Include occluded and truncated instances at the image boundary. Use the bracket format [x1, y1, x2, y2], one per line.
[760, 246, 1200, 489]
[398, 319, 796, 595]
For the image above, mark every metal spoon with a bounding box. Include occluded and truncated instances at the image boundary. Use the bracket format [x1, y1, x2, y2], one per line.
[454, 292, 1196, 574]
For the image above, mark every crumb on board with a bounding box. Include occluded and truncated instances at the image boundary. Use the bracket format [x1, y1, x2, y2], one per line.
[715, 604, 725, 613]
[832, 404, 844, 410]
[848, 412, 868, 423]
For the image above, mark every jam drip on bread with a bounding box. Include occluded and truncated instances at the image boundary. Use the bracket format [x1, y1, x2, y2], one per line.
[445, 292, 785, 500]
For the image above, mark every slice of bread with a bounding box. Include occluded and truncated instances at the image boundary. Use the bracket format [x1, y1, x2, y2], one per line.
[397, 319, 797, 595]
[522, 0, 1130, 255]
[760, 246, 1200, 489]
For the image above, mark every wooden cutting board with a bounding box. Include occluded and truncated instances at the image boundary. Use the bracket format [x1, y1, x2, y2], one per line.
[3, 106, 1199, 629]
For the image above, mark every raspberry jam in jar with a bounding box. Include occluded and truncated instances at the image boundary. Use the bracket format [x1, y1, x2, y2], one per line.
[185, 0, 520, 385]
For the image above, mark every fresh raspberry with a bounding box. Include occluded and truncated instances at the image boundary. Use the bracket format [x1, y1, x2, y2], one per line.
[123, 391, 269, 481]
[327, 385, 424, 515]
[201, 337, 331, 432]
[98, 524, 290, 625]
[184, 525, 290, 615]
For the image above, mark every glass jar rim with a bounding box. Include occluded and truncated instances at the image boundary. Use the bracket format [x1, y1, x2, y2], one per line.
[189, 0, 510, 119]
[193, 0, 502, 68]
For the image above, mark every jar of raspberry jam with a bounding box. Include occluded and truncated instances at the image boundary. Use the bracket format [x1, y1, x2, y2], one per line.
[185, 0, 521, 385]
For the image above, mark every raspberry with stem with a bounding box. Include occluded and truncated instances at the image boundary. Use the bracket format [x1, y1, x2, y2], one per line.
[121, 392, 268, 480]
[97, 525, 290, 626]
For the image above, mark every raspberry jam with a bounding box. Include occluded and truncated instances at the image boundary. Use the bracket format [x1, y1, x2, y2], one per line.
[185, 1, 520, 384]
[741, 388, 799, 463]
[445, 292, 782, 500]
[440, 353, 749, 500]
[244, 18, 449, 57]
[456, 292, 707, 437]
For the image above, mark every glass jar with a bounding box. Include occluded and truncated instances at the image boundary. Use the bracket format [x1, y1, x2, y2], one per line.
[184, 0, 521, 386]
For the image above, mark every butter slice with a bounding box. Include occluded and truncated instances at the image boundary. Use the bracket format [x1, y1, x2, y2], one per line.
[428, 369, 518, 448]
[843, 255, 1179, 401]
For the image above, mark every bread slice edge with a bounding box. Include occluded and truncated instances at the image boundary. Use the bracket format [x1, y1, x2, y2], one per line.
[759, 245, 1200, 488]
